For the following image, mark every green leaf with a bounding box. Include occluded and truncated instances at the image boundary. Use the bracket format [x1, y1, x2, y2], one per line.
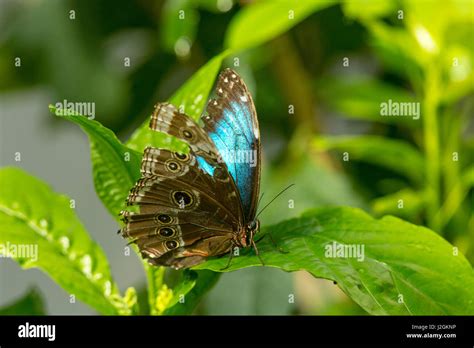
[149, 270, 215, 315]
[0, 288, 45, 315]
[0, 167, 128, 315]
[49, 106, 167, 317]
[365, 21, 425, 85]
[437, 165, 474, 228]
[150, 270, 198, 314]
[342, 0, 396, 20]
[315, 77, 419, 128]
[225, 0, 337, 51]
[162, 270, 198, 311]
[164, 270, 220, 315]
[146, 269, 219, 315]
[194, 206, 474, 315]
[49, 105, 142, 218]
[126, 52, 227, 153]
[371, 188, 425, 220]
[313, 135, 425, 185]
[145, 265, 166, 315]
[122, 287, 139, 315]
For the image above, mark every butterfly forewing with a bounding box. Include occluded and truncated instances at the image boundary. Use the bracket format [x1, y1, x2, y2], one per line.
[203, 69, 261, 221]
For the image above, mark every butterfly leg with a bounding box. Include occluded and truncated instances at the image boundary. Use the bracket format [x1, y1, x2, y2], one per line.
[254, 233, 288, 254]
[254, 234, 266, 244]
[220, 247, 235, 271]
[251, 239, 265, 266]
[267, 232, 289, 254]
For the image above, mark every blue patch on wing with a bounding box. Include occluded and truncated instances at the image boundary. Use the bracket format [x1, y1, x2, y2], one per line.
[208, 101, 256, 218]
[197, 156, 215, 176]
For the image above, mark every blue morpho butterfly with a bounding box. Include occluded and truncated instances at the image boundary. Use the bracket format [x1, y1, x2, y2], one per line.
[120, 69, 273, 269]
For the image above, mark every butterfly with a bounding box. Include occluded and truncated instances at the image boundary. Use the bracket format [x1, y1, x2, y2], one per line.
[120, 69, 263, 269]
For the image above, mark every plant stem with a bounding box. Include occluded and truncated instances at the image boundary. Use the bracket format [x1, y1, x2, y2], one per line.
[423, 63, 441, 232]
[271, 34, 320, 133]
[144, 263, 165, 315]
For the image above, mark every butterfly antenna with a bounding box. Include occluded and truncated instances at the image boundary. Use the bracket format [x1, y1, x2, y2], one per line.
[257, 192, 265, 207]
[256, 184, 295, 219]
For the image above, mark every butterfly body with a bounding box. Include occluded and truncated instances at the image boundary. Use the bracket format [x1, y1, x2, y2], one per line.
[120, 69, 261, 269]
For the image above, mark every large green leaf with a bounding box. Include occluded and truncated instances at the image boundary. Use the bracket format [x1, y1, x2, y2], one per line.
[49, 105, 142, 218]
[0, 167, 129, 315]
[0, 288, 45, 315]
[225, 0, 337, 51]
[49, 105, 151, 315]
[194, 206, 474, 315]
[313, 135, 425, 185]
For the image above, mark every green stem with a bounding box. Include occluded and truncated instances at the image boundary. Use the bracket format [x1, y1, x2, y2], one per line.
[423, 63, 441, 232]
[144, 262, 165, 315]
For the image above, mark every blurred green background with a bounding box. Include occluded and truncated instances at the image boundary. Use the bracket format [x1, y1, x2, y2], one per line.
[0, 0, 472, 315]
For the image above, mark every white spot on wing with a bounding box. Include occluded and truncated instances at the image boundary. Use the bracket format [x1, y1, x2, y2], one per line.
[240, 95, 248, 102]
[253, 124, 260, 139]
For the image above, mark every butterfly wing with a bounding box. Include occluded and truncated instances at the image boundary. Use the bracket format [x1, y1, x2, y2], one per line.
[202, 69, 261, 222]
[149, 101, 246, 221]
[150, 103, 220, 164]
[121, 148, 241, 269]
[121, 104, 245, 269]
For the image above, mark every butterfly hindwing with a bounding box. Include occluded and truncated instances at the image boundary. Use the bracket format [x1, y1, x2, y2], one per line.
[150, 103, 220, 164]
[121, 148, 242, 269]
[128, 147, 241, 223]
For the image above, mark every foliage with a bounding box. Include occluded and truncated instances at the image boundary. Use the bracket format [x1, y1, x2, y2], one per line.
[196, 207, 474, 315]
[0, 288, 45, 315]
[0, 167, 134, 315]
[314, 0, 474, 241]
[1, 0, 472, 315]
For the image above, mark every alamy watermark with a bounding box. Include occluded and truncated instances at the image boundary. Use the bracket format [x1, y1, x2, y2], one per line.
[0, 242, 38, 262]
[324, 241, 365, 262]
[380, 99, 420, 120]
[18, 322, 55, 341]
[218, 149, 257, 167]
[55, 99, 95, 119]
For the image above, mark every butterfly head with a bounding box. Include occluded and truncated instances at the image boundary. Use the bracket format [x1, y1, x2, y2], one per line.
[239, 219, 260, 248]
